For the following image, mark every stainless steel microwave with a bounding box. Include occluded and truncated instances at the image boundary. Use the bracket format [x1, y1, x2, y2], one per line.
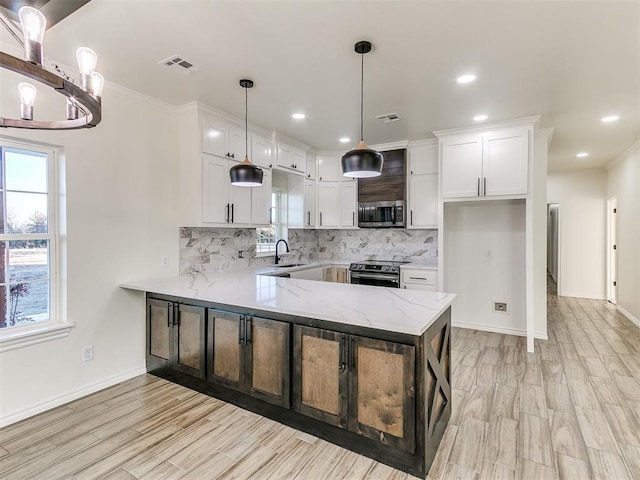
[358, 200, 406, 228]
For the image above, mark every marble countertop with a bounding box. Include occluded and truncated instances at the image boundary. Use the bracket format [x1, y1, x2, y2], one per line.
[121, 264, 455, 336]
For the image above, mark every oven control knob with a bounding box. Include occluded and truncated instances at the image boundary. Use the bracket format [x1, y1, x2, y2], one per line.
[384, 266, 390, 271]
[359, 265, 364, 270]
[392, 266, 397, 272]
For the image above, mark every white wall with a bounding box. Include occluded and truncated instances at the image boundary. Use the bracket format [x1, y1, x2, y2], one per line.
[444, 200, 527, 335]
[607, 141, 640, 324]
[547, 169, 607, 299]
[0, 74, 179, 424]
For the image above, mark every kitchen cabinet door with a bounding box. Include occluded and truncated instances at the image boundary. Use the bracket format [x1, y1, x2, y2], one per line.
[228, 171, 252, 226]
[147, 298, 173, 368]
[251, 169, 272, 226]
[174, 304, 206, 378]
[252, 134, 273, 168]
[228, 127, 247, 161]
[292, 148, 307, 175]
[246, 317, 290, 408]
[408, 141, 438, 176]
[340, 180, 358, 228]
[441, 135, 483, 199]
[318, 155, 342, 182]
[293, 325, 348, 428]
[208, 310, 244, 392]
[276, 143, 292, 170]
[409, 173, 438, 228]
[303, 179, 316, 228]
[348, 336, 416, 453]
[306, 151, 317, 180]
[202, 115, 228, 157]
[202, 156, 230, 224]
[318, 181, 339, 228]
[483, 130, 528, 196]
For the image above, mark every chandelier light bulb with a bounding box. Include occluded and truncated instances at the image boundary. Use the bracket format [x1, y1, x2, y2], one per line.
[90, 72, 104, 97]
[18, 6, 46, 65]
[18, 82, 37, 120]
[77, 47, 98, 91]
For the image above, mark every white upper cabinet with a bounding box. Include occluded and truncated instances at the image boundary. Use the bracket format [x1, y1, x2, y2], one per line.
[318, 182, 339, 228]
[202, 115, 229, 158]
[276, 143, 306, 174]
[304, 178, 317, 228]
[318, 154, 342, 182]
[202, 155, 230, 224]
[438, 121, 533, 200]
[228, 127, 247, 161]
[306, 151, 317, 180]
[251, 169, 272, 226]
[340, 180, 358, 229]
[409, 173, 438, 228]
[408, 142, 439, 176]
[252, 134, 273, 168]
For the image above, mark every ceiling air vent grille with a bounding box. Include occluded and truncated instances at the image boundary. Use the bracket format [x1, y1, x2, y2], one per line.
[158, 55, 203, 75]
[375, 113, 402, 123]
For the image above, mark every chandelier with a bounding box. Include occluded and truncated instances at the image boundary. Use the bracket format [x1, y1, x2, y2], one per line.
[0, 5, 102, 130]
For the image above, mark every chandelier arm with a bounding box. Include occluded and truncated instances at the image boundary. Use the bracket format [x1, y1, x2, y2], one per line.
[0, 11, 24, 47]
[0, 51, 101, 129]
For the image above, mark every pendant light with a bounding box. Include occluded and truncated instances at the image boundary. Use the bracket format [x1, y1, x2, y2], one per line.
[230, 79, 264, 187]
[341, 41, 383, 178]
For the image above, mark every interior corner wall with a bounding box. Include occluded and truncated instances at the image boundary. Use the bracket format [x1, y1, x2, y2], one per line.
[444, 200, 527, 335]
[607, 142, 640, 323]
[0, 75, 180, 425]
[547, 169, 607, 300]
[532, 133, 549, 339]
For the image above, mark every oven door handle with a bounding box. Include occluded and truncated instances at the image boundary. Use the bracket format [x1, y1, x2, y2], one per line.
[350, 273, 399, 282]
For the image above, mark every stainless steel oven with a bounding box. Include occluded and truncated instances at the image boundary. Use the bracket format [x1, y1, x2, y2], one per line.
[358, 201, 406, 228]
[349, 261, 406, 288]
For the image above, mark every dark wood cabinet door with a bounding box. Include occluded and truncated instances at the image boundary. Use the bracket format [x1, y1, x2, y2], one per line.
[174, 304, 206, 378]
[146, 299, 173, 367]
[348, 336, 416, 453]
[293, 325, 348, 428]
[246, 317, 290, 408]
[207, 309, 244, 391]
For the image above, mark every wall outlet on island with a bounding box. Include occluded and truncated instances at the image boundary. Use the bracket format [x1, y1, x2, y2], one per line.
[82, 346, 94, 362]
[238, 250, 244, 259]
[495, 302, 507, 312]
[339, 243, 346, 253]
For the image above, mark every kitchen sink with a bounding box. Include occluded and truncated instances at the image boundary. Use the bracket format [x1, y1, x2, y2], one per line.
[273, 263, 308, 268]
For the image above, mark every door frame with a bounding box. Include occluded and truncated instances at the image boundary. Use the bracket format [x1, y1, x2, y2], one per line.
[546, 201, 561, 294]
[606, 197, 617, 304]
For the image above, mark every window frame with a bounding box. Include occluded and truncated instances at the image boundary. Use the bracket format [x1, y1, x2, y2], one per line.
[0, 137, 69, 351]
[256, 188, 288, 256]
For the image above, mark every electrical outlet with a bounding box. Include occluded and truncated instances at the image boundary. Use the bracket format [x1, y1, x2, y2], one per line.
[339, 244, 345, 253]
[495, 302, 507, 312]
[82, 346, 94, 362]
[160, 256, 169, 267]
[238, 250, 244, 259]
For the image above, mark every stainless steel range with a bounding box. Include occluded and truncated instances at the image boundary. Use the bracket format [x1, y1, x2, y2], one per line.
[349, 260, 408, 288]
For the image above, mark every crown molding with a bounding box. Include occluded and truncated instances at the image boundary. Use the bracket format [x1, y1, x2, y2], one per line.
[433, 115, 542, 138]
[368, 140, 408, 151]
[407, 138, 438, 148]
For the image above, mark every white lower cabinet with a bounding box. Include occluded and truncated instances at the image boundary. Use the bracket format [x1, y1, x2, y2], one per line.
[400, 268, 438, 292]
[289, 267, 323, 281]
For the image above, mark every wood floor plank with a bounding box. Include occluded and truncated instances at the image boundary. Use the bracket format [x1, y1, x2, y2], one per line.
[619, 443, 640, 479]
[0, 407, 74, 445]
[519, 413, 554, 467]
[463, 384, 495, 423]
[587, 448, 633, 480]
[517, 459, 556, 480]
[441, 463, 479, 480]
[566, 377, 601, 411]
[548, 409, 589, 461]
[478, 460, 516, 480]
[555, 453, 593, 480]
[612, 375, 640, 402]
[325, 449, 375, 480]
[427, 424, 459, 480]
[575, 407, 622, 455]
[491, 385, 520, 421]
[588, 376, 627, 407]
[448, 418, 488, 472]
[601, 404, 640, 447]
[581, 357, 611, 378]
[544, 382, 574, 414]
[484, 416, 518, 470]
[520, 384, 548, 418]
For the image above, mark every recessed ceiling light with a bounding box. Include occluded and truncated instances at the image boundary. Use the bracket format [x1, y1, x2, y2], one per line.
[473, 114, 488, 122]
[601, 115, 619, 123]
[292, 113, 306, 120]
[457, 74, 477, 84]
[339, 137, 351, 143]
[576, 152, 589, 158]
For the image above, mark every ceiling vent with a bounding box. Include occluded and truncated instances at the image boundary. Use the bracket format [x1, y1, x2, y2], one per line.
[158, 55, 203, 75]
[375, 113, 402, 123]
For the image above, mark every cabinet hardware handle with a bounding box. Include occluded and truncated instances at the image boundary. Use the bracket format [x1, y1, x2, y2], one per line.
[269, 207, 273, 225]
[477, 178, 480, 196]
[269, 163, 272, 168]
[319, 176, 322, 181]
[320, 212, 323, 226]
[410, 170, 413, 175]
[307, 211, 311, 226]
[166, 303, 172, 328]
[484, 177, 487, 196]
[350, 337, 356, 369]
[239, 315, 245, 344]
[340, 335, 347, 371]
[245, 318, 252, 344]
[231, 204, 235, 223]
[226, 203, 230, 223]
[173, 304, 179, 327]
[352, 211, 355, 226]
[409, 277, 427, 280]
[411, 210, 413, 226]
[307, 174, 310, 178]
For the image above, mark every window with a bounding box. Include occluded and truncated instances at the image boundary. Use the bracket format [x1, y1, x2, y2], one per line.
[0, 141, 57, 331]
[256, 189, 287, 254]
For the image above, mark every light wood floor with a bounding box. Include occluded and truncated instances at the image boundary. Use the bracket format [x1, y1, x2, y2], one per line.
[1, 280, 639, 480]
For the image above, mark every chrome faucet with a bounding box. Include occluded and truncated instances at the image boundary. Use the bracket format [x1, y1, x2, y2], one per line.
[274, 239, 289, 265]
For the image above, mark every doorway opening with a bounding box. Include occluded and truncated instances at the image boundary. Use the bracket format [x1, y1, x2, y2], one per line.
[547, 203, 560, 294]
[606, 198, 617, 304]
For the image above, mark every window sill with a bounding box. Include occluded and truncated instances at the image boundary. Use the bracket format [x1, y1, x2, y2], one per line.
[0, 322, 74, 353]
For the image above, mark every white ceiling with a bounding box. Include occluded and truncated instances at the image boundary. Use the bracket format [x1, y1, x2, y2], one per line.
[15, 1, 640, 170]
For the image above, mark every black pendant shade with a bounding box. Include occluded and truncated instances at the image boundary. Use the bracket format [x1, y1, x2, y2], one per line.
[341, 140, 384, 178]
[341, 40, 383, 178]
[230, 78, 263, 187]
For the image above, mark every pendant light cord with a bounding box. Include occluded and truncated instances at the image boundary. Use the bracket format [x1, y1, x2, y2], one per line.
[245, 85, 248, 158]
[360, 52, 364, 141]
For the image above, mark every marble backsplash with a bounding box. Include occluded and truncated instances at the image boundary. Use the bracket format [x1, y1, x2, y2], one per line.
[180, 227, 438, 274]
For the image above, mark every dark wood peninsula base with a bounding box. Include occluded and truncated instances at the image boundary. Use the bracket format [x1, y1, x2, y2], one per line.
[144, 292, 451, 478]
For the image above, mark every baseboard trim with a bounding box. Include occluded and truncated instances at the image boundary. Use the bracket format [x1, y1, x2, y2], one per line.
[561, 292, 606, 300]
[452, 321, 526, 337]
[618, 306, 640, 329]
[0, 366, 147, 428]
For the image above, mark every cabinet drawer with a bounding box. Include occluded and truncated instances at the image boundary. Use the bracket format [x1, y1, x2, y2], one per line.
[401, 269, 437, 285]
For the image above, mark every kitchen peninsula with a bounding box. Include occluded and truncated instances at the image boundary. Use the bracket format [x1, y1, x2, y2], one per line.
[122, 265, 455, 477]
